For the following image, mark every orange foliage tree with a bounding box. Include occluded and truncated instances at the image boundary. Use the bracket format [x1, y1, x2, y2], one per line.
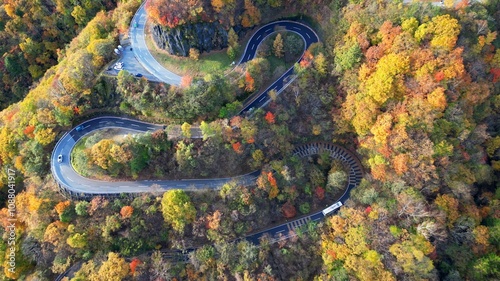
[23, 125, 35, 138]
[120, 206, 134, 219]
[265, 111, 275, 124]
[300, 50, 314, 68]
[267, 172, 279, 199]
[245, 72, 255, 92]
[232, 142, 243, 153]
[180, 75, 193, 88]
[54, 201, 71, 215]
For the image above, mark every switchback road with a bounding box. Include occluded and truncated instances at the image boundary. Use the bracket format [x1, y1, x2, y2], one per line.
[130, 2, 183, 85]
[51, 7, 363, 274]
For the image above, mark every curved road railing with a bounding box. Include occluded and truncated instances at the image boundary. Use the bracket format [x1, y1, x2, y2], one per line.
[54, 17, 322, 199]
[52, 8, 363, 279]
[51, 116, 260, 199]
[130, 4, 319, 114]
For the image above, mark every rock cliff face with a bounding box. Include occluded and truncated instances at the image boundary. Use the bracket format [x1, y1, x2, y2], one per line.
[151, 22, 229, 57]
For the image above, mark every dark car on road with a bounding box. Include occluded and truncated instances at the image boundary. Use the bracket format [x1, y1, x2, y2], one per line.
[135, 73, 143, 78]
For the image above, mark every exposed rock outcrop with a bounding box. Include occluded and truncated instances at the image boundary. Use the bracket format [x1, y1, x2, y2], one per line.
[151, 21, 230, 57]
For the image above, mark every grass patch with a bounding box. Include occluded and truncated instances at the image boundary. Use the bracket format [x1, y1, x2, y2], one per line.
[144, 25, 242, 77]
[71, 135, 92, 177]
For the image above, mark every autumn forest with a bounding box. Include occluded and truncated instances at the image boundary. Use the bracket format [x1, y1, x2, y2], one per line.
[0, 0, 499, 280]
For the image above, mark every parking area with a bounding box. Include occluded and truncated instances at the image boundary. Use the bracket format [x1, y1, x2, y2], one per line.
[104, 41, 161, 82]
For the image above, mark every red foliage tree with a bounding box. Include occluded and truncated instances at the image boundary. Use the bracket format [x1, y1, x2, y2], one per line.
[180, 75, 193, 88]
[267, 172, 279, 199]
[282, 201, 297, 218]
[267, 172, 277, 188]
[232, 142, 242, 153]
[265, 111, 275, 124]
[490, 68, 500, 83]
[23, 125, 35, 138]
[434, 71, 445, 82]
[130, 258, 141, 275]
[315, 186, 325, 200]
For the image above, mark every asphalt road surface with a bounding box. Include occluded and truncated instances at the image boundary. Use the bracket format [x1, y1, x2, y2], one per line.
[51, 7, 362, 262]
[53, 19, 321, 198]
[129, 2, 183, 85]
[51, 117, 260, 197]
[237, 20, 319, 115]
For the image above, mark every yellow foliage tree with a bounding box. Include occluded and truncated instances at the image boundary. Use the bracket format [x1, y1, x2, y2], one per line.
[34, 127, 56, 146]
[321, 208, 394, 280]
[91, 139, 120, 170]
[429, 15, 461, 51]
[389, 234, 435, 278]
[371, 113, 393, 145]
[181, 122, 192, 138]
[435, 194, 460, 226]
[161, 189, 197, 232]
[427, 87, 447, 111]
[97, 252, 129, 281]
[363, 53, 409, 105]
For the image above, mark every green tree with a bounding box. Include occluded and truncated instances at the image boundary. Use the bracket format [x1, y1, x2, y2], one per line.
[227, 46, 237, 60]
[284, 33, 304, 62]
[75, 201, 90, 216]
[335, 43, 362, 72]
[472, 253, 500, 280]
[175, 141, 195, 171]
[67, 233, 87, 249]
[161, 190, 197, 232]
[299, 202, 310, 214]
[71, 5, 88, 25]
[200, 121, 215, 140]
[228, 28, 239, 49]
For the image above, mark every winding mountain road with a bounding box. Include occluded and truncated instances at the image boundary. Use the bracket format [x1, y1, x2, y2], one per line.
[130, 2, 182, 85]
[51, 4, 363, 262]
[129, 1, 319, 112]
[51, 117, 261, 199]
